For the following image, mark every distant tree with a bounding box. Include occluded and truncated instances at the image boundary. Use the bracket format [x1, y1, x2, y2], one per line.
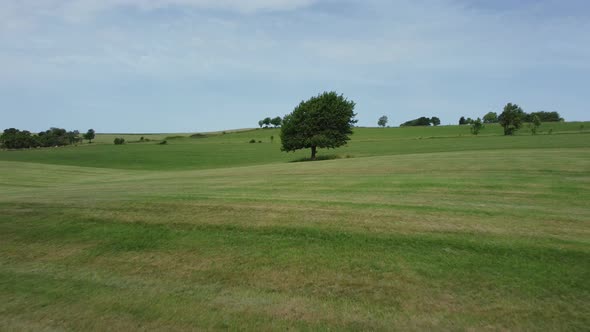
[113, 137, 125, 145]
[459, 116, 467, 125]
[270, 116, 282, 128]
[498, 103, 525, 135]
[470, 118, 484, 135]
[83, 129, 96, 143]
[465, 117, 474, 125]
[66, 130, 80, 145]
[378, 115, 388, 128]
[400, 117, 431, 127]
[281, 91, 356, 160]
[431, 117, 441, 126]
[528, 111, 562, 122]
[531, 114, 541, 135]
[258, 120, 264, 128]
[262, 117, 272, 128]
[483, 112, 498, 124]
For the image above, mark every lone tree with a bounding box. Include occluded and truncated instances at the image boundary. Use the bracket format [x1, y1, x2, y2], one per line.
[459, 116, 467, 125]
[83, 129, 95, 143]
[431, 117, 441, 126]
[498, 103, 525, 135]
[378, 115, 388, 128]
[281, 91, 356, 160]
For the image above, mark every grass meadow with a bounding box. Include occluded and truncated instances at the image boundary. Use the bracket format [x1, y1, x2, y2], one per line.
[1, 122, 589, 330]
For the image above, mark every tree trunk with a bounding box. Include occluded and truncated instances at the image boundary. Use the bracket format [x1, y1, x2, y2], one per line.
[311, 146, 317, 160]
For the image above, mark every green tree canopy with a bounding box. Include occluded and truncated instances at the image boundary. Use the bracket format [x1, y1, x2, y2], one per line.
[270, 116, 282, 128]
[1, 128, 35, 149]
[83, 129, 96, 143]
[483, 112, 498, 123]
[431, 117, 441, 126]
[378, 115, 388, 127]
[525, 111, 562, 122]
[470, 118, 484, 135]
[499, 103, 525, 135]
[280, 91, 356, 160]
[1, 127, 80, 149]
[400, 117, 431, 127]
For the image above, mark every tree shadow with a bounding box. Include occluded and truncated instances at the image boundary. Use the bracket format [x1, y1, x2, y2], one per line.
[289, 154, 353, 163]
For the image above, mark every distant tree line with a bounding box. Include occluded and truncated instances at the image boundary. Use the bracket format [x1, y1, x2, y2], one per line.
[462, 110, 562, 125]
[390, 105, 561, 136]
[460, 104, 561, 136]
[400, 116, 440, 127]
[258, 116, 282, 128]
[1, 128, 95, 149]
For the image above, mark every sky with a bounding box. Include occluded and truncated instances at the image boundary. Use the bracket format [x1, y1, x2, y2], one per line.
[1, 0, 589, 133]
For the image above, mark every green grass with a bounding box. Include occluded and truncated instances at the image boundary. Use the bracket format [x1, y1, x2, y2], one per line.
[1, 122, 589, 170]
[1, 123, 589, 330]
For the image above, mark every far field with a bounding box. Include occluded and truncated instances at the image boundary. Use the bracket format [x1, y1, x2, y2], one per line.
[1, 122, 588, 170]
[1, 123, 589, 330]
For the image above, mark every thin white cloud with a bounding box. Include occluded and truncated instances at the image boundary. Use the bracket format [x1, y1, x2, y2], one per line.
[2, 0, 317, 22]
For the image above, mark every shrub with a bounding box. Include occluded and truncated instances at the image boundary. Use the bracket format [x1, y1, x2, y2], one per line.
[249, 139, 256, 143]
[470, 118, 484, 135]
[159, 140, 167, 145]
[531, 115, 541, 135]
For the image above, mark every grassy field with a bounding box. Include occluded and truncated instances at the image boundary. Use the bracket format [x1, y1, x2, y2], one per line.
[1, 122, 589, 170]
[1, 123, 589, 330]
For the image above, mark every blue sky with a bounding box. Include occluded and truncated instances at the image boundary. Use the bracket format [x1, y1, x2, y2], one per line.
[1, 0, 589, 133]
